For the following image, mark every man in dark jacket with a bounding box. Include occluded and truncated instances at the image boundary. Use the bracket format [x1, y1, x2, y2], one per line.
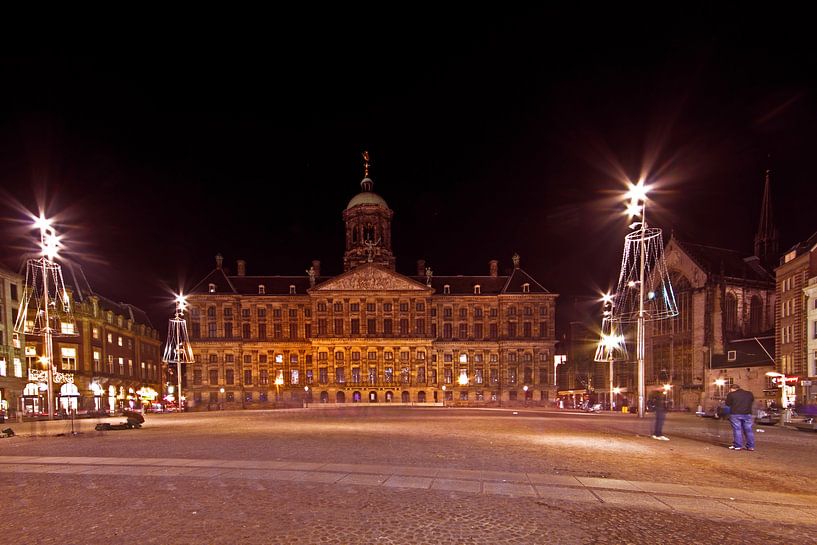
[725, 384, 755, 451]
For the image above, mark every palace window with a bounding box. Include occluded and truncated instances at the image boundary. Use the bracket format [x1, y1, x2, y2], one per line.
[60, 347, 77, 370]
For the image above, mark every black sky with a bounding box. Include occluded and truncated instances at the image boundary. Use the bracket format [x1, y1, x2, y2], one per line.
[1, 8, 816, 334]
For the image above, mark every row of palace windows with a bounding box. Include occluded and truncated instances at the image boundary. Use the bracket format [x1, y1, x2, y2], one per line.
[193, 365, 548, 387]
[192, 319, 549, 339]
[192, 389, 547, 404]
[199, 350, 548, 365]
[194, 303, 550, 320]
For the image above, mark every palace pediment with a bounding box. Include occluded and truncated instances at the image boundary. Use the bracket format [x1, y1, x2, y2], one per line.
[312, 264, 431, 292]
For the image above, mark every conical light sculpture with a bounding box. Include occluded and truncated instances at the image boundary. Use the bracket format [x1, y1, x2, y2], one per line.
[14, 215, 78, 420]
[610, 180, 678, 418]
[594, 294, 628, 411]
[162, 294, 194, 411]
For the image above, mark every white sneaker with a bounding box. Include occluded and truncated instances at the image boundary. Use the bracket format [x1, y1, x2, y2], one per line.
[658, 436, 670, 441]
[651, 435, 661, 440]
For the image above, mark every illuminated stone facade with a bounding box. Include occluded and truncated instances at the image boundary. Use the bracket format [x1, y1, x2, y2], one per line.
[18, 264, 163, 415]
[648, 237, 775, 411]
[184, 174, 558, 409]
[0, 266, 25, 415]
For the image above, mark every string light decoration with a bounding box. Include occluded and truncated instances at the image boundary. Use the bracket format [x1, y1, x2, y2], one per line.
[594, 293, 627, 411]
[162, 293, 195, 411]
[610, 179, 678, 418]
[14, 214, 78, 420]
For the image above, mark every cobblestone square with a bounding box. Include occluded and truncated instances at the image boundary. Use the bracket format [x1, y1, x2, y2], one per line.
[2, 407, 816, 544]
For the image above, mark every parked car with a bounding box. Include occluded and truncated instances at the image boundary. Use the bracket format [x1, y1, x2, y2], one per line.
[756, 408, 780, 425]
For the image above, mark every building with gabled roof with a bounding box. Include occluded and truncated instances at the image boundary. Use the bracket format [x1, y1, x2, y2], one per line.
[777, 230, 817, 405]
[183, 161, 558, 409]
[647, 172, 777, 412]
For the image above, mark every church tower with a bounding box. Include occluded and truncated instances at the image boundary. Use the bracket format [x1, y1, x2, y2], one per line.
[753, 168, 779, 271]
[342, 152, 395, 271]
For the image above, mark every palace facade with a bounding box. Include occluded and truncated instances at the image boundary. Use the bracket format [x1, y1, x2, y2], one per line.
[184, 169, 559, 409]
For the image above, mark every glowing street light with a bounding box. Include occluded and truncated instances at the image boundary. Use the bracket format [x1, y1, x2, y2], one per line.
[162, 292, 194, 412]
[595, 293, 627, 412]
[14, 213, 78, 420]
[608, 178, 678, 418]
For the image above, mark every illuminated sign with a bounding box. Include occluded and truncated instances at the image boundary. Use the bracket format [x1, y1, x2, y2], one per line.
[28, 369, 74, 384]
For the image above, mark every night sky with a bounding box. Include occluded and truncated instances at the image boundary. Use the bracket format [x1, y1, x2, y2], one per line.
[1, 8, 815, 334]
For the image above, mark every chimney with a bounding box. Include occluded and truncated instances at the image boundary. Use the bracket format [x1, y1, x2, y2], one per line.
[489, 260, 498, 277]
[417, 259, 426, 276]
[215, 253, 223, 270]
[237, 260, 246, 276]
[312, 260, 321, 277]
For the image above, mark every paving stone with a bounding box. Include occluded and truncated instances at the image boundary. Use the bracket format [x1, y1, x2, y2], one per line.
[534, 485, 599, 503]
[382, 475, 433, 489]
[592, 489, 671, 510]
[338, 473, 390, 486]
[431, 478, 482, 493]
[575, 477, 640, 491]
[656, 495, 750, 518]
[483, 481, 536, 497]
[527, 473, 582, 486]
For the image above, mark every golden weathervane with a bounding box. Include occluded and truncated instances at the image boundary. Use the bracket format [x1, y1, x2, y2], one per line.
[363, 150, 370, 178]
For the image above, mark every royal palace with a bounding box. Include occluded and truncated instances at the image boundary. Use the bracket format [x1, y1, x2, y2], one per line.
[184, 165, 558, 409]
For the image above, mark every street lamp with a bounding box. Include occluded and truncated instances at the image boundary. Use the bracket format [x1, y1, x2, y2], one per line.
[274, 372, 284, 402]
[595, 293, 627, 412]
[304, 385, 310, 408]
[609, 179, 678, 419]
[714, 378, 726, 402]
[14, 213, 78, 420]
[162, 293, 194, 412]
[523, 384, 528, 406]
[441, 384, 446, 407]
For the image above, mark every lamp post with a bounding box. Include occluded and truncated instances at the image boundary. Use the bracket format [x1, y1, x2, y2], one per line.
[275, 373, 284, 402]
[609, 180, 678, 419]
[523, 384, 529, 406]
[14, 214, 78, 420]
[162, 293, 194, 412]
[441, 384, 446, 407]
[595, 293, 627, 412]
[304, 385, 309, 408]
[714, 378, 726, 403]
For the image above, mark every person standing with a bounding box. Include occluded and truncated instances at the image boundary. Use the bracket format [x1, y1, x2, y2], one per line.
[651, 393, 669, 441]
[725, 384, 755, 451]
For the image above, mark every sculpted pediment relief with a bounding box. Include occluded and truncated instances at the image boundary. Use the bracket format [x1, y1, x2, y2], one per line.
[313, 265, 428, 291]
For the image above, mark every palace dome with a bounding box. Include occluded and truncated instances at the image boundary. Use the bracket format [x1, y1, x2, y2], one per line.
[346, 178, 389, 210]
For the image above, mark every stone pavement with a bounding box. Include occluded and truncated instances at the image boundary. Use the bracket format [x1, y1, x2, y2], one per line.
[2, 453, 816, 526]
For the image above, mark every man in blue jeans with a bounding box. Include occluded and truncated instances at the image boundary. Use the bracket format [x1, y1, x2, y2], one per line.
[725, 384, 755, 451]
